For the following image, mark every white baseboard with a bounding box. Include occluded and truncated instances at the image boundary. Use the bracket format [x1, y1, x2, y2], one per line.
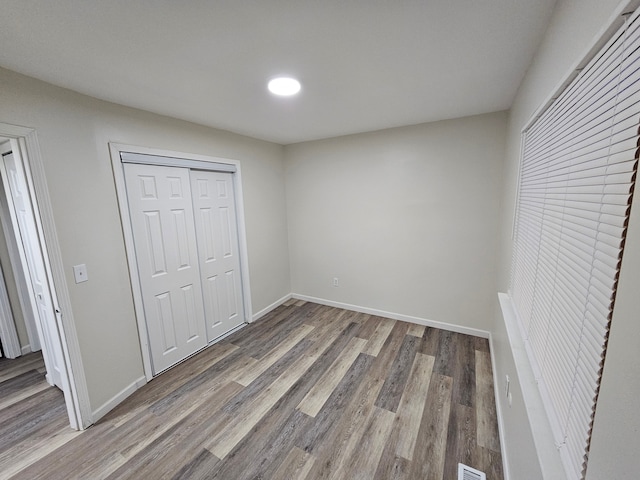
[21, 344, 32, 355]
[91, 376, 146, 423]
[292, 293, 491, 339]
[489, 333, 510, 480]
[251, 293, 293, 322]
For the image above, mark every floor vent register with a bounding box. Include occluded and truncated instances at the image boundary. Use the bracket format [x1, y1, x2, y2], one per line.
[458, 463, 487, 480]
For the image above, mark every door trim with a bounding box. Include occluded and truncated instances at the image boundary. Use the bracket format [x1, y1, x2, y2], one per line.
[109, 142, 253, 381]
[0, 122, 91, 430]
[121, 151, 237, 173]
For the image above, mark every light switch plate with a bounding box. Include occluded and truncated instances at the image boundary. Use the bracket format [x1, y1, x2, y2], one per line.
[73, 264, 88, 283]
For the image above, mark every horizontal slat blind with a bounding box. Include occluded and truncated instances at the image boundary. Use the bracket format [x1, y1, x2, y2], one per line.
[510, 9, 640, 480]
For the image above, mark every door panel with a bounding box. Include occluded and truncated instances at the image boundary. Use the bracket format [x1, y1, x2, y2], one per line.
[143, 211, 167, 276]
[225, 269, 239, 318]
[154, 291, 177, 353]
[124, 164, 207, 374]
[1, 152, 64, 389]
[190, 170, 245, 341]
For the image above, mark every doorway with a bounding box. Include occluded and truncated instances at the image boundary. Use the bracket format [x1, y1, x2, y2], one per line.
[0, 142, 66, 389]
[0, 124, 91, 430]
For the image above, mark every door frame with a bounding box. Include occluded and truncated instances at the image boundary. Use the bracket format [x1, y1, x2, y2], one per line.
[109, 142, 253, 381]
[1, 147, 69, 388]
[0, 122, 92, 430]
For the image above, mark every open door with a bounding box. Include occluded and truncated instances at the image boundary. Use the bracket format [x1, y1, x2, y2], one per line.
[0, 124, 90, 430]
[0, 146, 65, 389]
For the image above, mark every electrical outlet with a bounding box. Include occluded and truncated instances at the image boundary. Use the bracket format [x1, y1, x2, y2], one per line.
[73, 264, 88, 284]
[332, 277, 339, 287]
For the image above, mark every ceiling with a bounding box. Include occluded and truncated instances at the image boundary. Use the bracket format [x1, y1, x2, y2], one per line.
[0, 1, 557, 145]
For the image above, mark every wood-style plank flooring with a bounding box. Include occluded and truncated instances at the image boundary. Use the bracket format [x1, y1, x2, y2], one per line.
[0, 350, 74, 480]
[0, 301, 503, 479]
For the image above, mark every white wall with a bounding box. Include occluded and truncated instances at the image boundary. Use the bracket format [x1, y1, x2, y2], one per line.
[285, 112, 506, 331]
[0, 67, 290, 413]
[493, 0, 640, 478]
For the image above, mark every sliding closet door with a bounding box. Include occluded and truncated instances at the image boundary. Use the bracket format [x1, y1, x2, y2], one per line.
[190, 170, 245, 341]
[124, 164, 207, 374]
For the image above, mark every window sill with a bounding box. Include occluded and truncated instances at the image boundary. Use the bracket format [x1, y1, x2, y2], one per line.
[498, 292, 567, 480]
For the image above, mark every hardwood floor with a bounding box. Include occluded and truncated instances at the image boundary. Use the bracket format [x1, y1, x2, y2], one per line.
[0, 351, 74, 480]
[0, 301, 503, 479]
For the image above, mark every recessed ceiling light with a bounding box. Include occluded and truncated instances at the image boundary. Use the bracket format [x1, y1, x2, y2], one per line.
[268, 77, 301, 96]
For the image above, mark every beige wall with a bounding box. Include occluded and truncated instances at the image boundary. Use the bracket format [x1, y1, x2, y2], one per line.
[285, 112, 506, 331]
[493, 0, 640, 478]
[0, 67, 290, 412]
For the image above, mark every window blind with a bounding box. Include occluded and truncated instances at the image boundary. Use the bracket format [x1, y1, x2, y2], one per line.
[510, 9, 640, 480]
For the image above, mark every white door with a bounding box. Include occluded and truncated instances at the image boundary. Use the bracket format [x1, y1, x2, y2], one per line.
[124, 164, 207, 374]
[190, 170, 245, 341]
[0, 151, 65, 389]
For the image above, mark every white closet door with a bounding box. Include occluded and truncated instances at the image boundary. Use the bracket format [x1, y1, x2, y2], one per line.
[190, 170, 245, 341]
[124, 164, 207, 374]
